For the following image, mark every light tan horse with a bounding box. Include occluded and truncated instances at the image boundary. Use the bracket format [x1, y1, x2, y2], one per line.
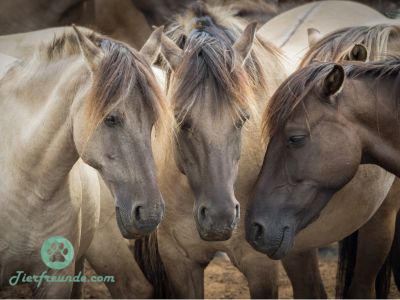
[0, 26, 172, 298]
[0, 26, 171, 297]
[259, 0, 399, 72]
[300, 24, 400, 298]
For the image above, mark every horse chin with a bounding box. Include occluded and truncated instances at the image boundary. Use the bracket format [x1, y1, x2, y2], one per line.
[267, 230, 295, 260]
[249, 225, 295, 260]
[115, 207, 145, 239]
[197, 227, 233, 241]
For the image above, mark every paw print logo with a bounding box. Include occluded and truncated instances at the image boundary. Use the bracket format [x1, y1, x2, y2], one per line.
[40, 236, 74, 270]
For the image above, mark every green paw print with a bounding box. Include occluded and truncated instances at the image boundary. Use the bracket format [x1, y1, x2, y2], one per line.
[47, 241, 69, 263]
[41, 236, 74, 270]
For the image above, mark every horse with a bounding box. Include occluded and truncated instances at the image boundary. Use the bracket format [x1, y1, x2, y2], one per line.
[131, 3, 294, 298]
[0, 26, 174, 298]
[245, 56, 400, 297]
[300, 24, 400, 298]
[258, 0, 399, 72]
[0, 26, 172, 297]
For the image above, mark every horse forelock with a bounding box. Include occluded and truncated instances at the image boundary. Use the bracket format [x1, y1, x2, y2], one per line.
[164, 2, 281, 124]
[86, 38, 173, 140]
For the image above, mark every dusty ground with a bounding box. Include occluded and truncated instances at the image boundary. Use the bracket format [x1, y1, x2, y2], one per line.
[1, 251, 399, 299]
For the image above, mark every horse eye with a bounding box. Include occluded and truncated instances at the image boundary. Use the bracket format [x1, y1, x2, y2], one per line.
[235, 113, 250, 129]
[180, 120, 192, 131]
[235, 119, 246, 129]
[104, 114, 121, 127]
[287, 135, 306, 146]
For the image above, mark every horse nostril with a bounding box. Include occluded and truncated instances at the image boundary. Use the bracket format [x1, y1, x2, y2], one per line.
[200, 206, 207, 221]
[235, 204, 240, 219]
[253, 222, 264, 241]
[134, 206, 142, 222]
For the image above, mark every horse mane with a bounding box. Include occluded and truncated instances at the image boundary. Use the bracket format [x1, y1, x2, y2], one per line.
[300, 24, 400, 67]
[7, 28, 172, 139]
[263, 56, 400, 137]
[163, 1, 283, 123]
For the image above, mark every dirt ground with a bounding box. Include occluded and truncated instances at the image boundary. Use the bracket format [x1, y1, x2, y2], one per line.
[1, 251, 399, 299]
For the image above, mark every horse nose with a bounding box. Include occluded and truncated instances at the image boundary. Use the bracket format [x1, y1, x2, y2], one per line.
[196, 200, 240, 241]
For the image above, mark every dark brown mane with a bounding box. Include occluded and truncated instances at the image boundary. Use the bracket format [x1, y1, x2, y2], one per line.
[300, 24, 400, 67]
[164, 2, 272, 122]
[264, 57, 400, 137]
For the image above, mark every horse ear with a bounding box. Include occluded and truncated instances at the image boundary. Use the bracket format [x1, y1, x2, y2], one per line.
[348, 44, 368, 62]
[323, 64, 345, 96]
[233, 22, 257, 65]
[160, 33, 184, 72]
[140, 26, 164, 64]
[72, 25, 103, 72]
[307, 28, 322, 47]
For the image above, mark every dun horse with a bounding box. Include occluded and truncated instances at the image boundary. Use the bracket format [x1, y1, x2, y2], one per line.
[0, 26, 171, 297]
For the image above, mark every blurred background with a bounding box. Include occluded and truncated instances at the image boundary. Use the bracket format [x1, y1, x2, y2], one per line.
[1, 0, 399, 49]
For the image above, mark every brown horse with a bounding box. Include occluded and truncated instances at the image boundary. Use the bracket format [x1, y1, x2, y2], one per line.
[301, 23, 400, 298]
[246, 57, 400, 296]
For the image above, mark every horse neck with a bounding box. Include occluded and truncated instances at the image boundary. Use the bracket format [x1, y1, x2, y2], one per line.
[347, 76, 400, 176]
[0, 56, 87, 201]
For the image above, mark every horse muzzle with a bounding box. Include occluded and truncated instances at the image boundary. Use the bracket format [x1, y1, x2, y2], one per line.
[115, 201, 164, 239]
[246, 219, 295, 259]
[195, 200, 240, 241]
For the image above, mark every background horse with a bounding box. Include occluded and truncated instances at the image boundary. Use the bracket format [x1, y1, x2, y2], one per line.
[259, 0, 399, 72]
